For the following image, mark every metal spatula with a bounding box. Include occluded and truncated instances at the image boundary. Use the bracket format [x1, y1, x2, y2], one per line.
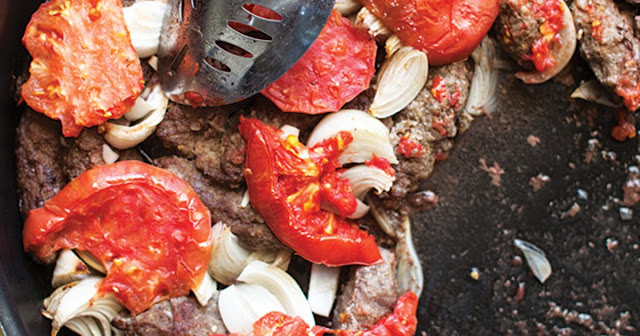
[157, 0, 334, 107]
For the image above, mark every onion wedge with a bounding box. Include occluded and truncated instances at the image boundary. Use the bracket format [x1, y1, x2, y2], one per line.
[43, 276, 123, 336]
[307, 109, 398, 165]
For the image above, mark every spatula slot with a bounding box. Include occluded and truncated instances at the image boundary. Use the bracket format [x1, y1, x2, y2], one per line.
[228, 21, 273, 41]
[215, 40, 254, 58]
[242, 3, 282, 21]
[204, 57, 232, 73]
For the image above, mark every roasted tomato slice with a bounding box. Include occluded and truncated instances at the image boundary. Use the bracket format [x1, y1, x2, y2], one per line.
[238, 118, 381, 266]
[261, 10, 377, 114]
[361, 0, 499, 65]
[21, 0, 144, 137]
[212, 291, 418, 336]
[22, 161, 212, 315]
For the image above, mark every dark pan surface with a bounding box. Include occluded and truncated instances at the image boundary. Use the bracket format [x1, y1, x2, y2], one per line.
[2, 1, 640, 335]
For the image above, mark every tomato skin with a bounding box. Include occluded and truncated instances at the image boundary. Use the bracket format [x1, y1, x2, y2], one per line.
[22, 161, 212, 315]
[261, 10, 377, 114]
[239, 118, 381, 266]
[21, 0, 144, 137]
[362, 0, 500, 65]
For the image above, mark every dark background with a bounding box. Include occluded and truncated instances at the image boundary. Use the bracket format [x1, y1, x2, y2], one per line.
[2, 1, 639, 335]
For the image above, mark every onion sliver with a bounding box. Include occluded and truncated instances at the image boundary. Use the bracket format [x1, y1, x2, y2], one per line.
[307, 264, 340, 317]
[123, 1, 171, 58]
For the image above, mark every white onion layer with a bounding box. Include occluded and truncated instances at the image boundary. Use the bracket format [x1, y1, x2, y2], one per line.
[307, 264, 340, 317]
[307, 109, 398, 165]
[123, 1, 171, 58]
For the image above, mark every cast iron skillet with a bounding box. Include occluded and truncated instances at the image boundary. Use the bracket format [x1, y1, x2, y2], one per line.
[2, 1, 639, 335]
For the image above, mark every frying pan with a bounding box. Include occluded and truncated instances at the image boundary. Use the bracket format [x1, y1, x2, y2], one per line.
[1, 1, 639, 335]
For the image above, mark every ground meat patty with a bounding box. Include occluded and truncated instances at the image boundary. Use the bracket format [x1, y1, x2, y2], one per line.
[572, 0, 640, 111]
[16, 108, 143, 218]
[16, 108, 66, 219]
[387, 61, 474, 202]
[155, 96, 321, 189]
[154, 155, 284, 251]
[112, 294, 226, 336]
[332, 248, 398, 330]
[494, 0, 545, 71]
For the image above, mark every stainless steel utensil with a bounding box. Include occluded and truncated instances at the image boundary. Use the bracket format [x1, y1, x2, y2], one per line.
[158, 0, 334, 107]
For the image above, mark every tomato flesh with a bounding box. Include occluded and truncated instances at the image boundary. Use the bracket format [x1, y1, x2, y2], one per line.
[239, 118, 381, 266]
[22, 161, 212, 315]
[261, 10, 377, 114]
[362, 0, 500, 65]
[21, 0, 143, 137]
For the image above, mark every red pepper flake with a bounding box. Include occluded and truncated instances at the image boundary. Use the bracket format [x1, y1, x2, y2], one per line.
[397, 135, 425, 158]
[435, 151, 447, 161]
[365, 155, 396, 177]
[450, 84, 461, 109]
[432, 120, 448, 136]
[430, 76, 448, 103]
[611, 110, 637, 142]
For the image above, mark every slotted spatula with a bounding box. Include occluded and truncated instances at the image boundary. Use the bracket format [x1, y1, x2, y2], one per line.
[157, 0, 334, 107]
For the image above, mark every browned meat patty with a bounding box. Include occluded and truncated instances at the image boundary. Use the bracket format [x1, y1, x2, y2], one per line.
[572, 0, 640, 111]
[332, 248, 398, 330]
[16, 110, 141, 218]
[384, 61, 474, 204]
[494, 0, 545, 71]
[154, 155, 284, 251]
[16, 108, 66, 219]
[112, 294, 227, 336]
[155, 96, 321, 189]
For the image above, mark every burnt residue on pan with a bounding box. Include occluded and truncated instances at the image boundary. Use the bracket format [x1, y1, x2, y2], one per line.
[414, 71, 640, 334]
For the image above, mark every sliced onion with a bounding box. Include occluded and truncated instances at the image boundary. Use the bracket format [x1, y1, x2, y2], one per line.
[52, 249, 91, 289]
[280, 124, 300, 139]
[307, 264, 340, 317]
[385, 34, 404, 58]
[341, 164, 395, 199]
[514, 239, 552, 283]
[367, 195, 401, 238]
[396, 217, 424, 297]
[147, 55, 159, 72]
[515, 0, 576, 84]
[192, 272, 217, 306]
[239, 189, 251, 208]
[307, 109, 398, 165]
[570, 80, 623, 108]
[346, 199, 370, 219]
[101, 144, 120, 165]
[465, 36, 501, 116]
[219, 283, 286, 334]
[355, 7, 391, 42]
[43, 276, 123, 336]
[124, 96, 154, 122]
[103, 83, 168, 150]
[334, 0, 361, 15]
[236, 261, 315, 327]
[75, 250, 106, 274]
[370, 45, 428, 119]
[208, 223, 290, 285]
[123, 1, 171, 58]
